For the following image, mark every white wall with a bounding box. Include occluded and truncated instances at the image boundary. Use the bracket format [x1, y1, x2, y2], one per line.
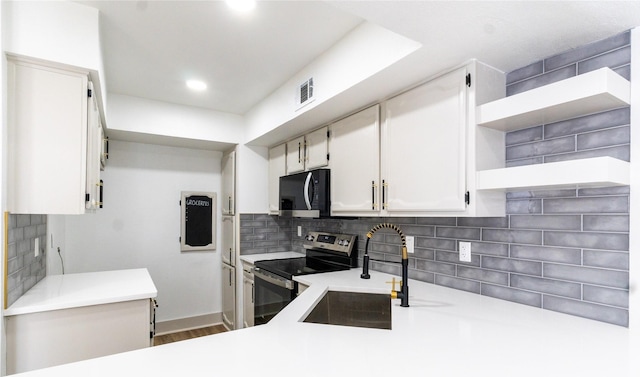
[107, 94, 243, 145]
[244, 21, 421, 144]
[3, 0, 106, 110]
[48, 141, 223, 323]
[235, 144, 268, 214]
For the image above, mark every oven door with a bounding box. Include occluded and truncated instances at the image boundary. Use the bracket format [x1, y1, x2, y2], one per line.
[253, 267, 297, 326]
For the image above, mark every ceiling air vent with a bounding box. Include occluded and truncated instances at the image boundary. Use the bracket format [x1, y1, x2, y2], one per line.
[296, 77, 315, 110]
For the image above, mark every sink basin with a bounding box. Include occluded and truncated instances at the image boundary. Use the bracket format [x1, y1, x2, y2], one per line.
[303, 290, 392, 330]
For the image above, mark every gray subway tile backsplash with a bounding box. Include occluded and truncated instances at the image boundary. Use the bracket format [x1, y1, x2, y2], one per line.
[238, 30, 631, 327]
[6, 214, 46, 308]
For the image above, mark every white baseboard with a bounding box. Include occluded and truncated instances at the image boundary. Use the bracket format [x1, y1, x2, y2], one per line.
[155, 312, 223, 336]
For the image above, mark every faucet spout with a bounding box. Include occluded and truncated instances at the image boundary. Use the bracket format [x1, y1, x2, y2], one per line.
[361, 223, 409, 307]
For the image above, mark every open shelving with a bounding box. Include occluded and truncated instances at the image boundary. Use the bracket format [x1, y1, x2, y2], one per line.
[476, 67, 630, 132]
[475, 67, 631, 192]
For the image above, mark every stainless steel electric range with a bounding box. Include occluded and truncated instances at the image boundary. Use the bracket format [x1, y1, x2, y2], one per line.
[253, 231, 358, 326]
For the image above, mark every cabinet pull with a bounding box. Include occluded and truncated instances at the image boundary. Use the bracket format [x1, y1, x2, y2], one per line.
[228, 196, 232, 213]
[382, 180, 388, 210]
[304, 140, 308, 163]
[371, 181, 376, 210]
[298, 142, 302, 163]
[229, 269, 232, 286]
[252, 283, 255, 304]
[99, 179, 104, 208]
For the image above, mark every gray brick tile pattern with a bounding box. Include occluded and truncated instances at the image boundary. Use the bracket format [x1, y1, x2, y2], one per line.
[6, 214, 46, 307]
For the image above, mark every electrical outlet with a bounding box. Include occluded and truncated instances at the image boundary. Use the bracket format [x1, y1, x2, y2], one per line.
[459, 241, 471, 262]
[406, 236, 414, 254]
[297, 226, 302, 237]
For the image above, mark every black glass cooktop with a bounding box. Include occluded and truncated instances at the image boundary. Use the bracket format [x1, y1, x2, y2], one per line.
[254, 257, 350, 281]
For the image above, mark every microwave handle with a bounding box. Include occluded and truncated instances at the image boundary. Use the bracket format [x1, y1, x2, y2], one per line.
[304, 172, 313, 210]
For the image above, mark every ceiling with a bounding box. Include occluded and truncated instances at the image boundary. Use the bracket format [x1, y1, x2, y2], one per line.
[78, 1, 640, 119]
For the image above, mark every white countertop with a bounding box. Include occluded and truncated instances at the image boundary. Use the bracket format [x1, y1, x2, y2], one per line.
[239, 251, 305, 265]
[4, 269, 157, 316]
[10, 268, 640, 376]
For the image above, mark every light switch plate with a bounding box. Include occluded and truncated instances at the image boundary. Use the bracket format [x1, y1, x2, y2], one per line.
[34, 238, 40, 257]
[297, 226, 302, 237]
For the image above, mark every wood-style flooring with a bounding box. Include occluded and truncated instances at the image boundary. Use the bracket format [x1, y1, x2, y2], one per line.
[153, 324, 227, 346]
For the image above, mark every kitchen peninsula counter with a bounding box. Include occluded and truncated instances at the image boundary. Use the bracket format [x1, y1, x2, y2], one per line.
[10, 269, 639, 376]
[5, 269, 157, 374]
[4, 268, 157, 316]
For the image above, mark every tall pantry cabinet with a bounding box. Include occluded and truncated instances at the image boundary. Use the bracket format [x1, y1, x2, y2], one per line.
[221, 149, 237, 331]
[7, 56, 105, 214]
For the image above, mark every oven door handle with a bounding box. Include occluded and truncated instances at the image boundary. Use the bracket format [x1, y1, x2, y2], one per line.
[253, 268, 295, 290]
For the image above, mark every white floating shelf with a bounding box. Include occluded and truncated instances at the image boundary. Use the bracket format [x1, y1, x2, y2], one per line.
[476, 157, 630, 191]
[476, 68, 630, 132]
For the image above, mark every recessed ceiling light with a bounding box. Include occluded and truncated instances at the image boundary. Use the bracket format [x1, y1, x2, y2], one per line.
[226, 0, 256, 12]
[186, 80, 207, 91]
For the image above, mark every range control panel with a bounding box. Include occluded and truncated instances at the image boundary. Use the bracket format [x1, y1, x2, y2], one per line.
[303, 231, 357, 255]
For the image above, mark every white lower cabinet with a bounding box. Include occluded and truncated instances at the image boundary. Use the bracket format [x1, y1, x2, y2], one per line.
[222, 263, 236, 331]
[242, 262, 254, 328]
[6, 299, 151, 374]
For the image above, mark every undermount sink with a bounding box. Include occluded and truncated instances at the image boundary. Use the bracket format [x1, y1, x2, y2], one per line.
[303, 290, 392, 330]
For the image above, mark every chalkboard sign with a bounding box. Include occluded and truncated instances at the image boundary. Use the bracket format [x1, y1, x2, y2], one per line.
[180, 191, 216, 252]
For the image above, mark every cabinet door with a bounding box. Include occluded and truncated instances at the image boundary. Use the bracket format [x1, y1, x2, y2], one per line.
[285, 136, 305, 174]
[7, 59, 89, 214]
[242, 270, 254, 328]
[268, 143, 287, 214]
[305, 126, 329, 170]
[221, 216, 235, 267]
[221, 264, 236, 331]
[330, 105, 380, 216]
[221, 150, 235, 215]
[382, 67, 468, 213]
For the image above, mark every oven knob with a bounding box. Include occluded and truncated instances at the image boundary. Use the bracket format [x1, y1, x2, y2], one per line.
[305, 234, 314, 241]
[340, 239, 350, 247]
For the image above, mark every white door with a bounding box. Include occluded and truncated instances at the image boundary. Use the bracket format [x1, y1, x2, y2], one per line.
[285, 136, 305, 174]
[305, 127, 329, 170]
[330, 105, 381, 216]
[268, 143, 287, 214]
[221, 150, 235, 215]
[382, 67, 468, 213]
[221, 263, 236, 331]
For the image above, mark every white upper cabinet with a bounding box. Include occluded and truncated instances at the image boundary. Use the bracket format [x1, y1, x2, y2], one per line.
[329, 61, 505, 217]
[382, 67, 469, 213]
[329, 105, 381, 216]
[268, 143, 287, 215]
[285, 127, 329, 174]
[221, 150, 236, 215]
[7, 56, 106, 215]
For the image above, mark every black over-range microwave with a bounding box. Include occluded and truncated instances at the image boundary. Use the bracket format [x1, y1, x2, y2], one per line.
[279, 168, 330, 218]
